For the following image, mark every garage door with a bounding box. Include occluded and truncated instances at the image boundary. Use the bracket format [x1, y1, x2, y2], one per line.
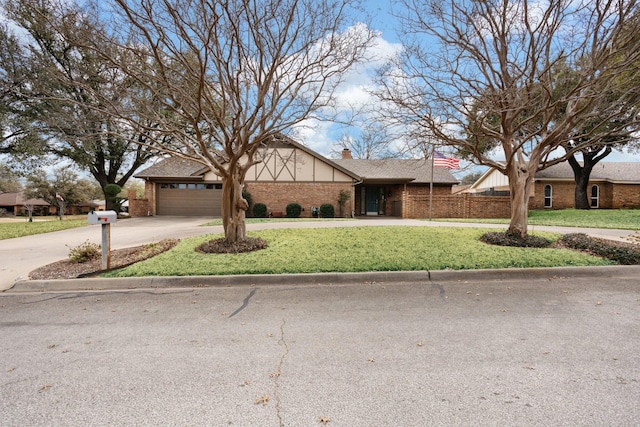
[157, 183, 223, 216]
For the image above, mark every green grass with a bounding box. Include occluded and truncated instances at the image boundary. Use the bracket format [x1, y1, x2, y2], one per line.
[103, 226, 612, 277]
[0, 216, 88, 240]
[434, 209, 640, 230]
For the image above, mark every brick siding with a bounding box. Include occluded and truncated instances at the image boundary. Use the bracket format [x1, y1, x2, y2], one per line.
[530, 181, 640, 209]
[402, 193, 511, 219]
[245, 182, 354, 218]
[128, 188, 153, 217]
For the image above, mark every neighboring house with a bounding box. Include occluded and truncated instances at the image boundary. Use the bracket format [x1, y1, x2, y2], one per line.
[0, 192, 51, 216]
[467, 162, 640, 209]
[133, 135, 459, 217]
[0, 192, 100, 216]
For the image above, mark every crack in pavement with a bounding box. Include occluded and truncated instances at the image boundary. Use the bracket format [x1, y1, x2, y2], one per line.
[228, 288, 258, 318]
[273, 318, 288, 427]
[427, 270, 448, 303]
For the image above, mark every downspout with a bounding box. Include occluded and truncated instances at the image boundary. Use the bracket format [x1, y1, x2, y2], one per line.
[429, 148, 435, 221]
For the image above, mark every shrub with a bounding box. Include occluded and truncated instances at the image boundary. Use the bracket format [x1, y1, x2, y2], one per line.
[242, 189, 253, 217]
[67, 240, 101, 263]
[104, 183, 123, 212]
[558, 233, 640, 265]
[337, 190, 350, 217]
[286, 203, 302, 218]
[319, 203, 335, 218]
[253, 202, 268, 218]
[480, 231, 551, 248]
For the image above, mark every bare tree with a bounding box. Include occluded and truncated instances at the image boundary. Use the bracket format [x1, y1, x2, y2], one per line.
[331, 125, 395, 159]
[65, 0, 374, 242]
[378, 0, 640, 237]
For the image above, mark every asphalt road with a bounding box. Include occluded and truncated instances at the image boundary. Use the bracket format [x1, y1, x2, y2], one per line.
[1, 277, 639, 426]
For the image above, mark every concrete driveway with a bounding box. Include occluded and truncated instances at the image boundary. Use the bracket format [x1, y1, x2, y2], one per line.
[0, 217, 218, 291]
[1, 216, 638, 292]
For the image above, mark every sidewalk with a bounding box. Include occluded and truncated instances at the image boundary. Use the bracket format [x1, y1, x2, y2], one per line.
[2, 217, 638, 292]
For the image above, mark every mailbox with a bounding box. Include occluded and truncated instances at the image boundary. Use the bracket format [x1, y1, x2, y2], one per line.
[88, 210, 118, 225]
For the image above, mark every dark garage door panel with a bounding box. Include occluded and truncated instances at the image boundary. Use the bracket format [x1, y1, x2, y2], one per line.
[157, 187, 222, 216]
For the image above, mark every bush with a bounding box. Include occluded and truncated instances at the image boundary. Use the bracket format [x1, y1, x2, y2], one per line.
[104, 183, 123, 212]
[558, 233, 640, 265]
[319, 203, 335, 218]
[253, 202, 268, 218]
[286, 203, 302, 218]
[242, 189, 253, 217]
[67, 240, 101, 263]
[337, 190, 350, 217]
[480, 231, 551, 248]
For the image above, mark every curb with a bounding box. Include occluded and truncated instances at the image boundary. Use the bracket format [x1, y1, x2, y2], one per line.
[6, 265, 640, 293]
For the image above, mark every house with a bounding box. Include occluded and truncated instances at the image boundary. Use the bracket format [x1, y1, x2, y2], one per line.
[0, 192, 51, 216]
[467, 162, 640, 209]
[133, 135, 459, 217]
[0, 192, 101, 217]
[333, 150, 459, 216]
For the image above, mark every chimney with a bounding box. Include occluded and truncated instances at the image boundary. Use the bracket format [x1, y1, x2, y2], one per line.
[341, 148, 352, 159]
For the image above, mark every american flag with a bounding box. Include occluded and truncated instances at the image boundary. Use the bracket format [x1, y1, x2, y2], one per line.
[433, 151, 460, 169]
[55, 192, 64, 201]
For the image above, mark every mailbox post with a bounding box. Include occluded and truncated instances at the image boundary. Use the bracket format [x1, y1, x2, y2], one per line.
[88, 210, 117, 270]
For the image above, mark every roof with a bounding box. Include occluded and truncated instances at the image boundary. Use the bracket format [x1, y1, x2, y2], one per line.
[135, 134, 361, 181]
[0, 192, 50, 206]
[135, 156, 208, 179]
[535, 161, 640, 183]
[332, 158, 459, 184]
[134, 135, 459, 185]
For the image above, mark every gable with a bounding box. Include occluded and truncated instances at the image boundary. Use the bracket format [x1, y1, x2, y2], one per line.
[135, 134, 359, 184]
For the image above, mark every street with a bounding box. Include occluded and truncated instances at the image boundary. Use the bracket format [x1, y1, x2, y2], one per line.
[1, 277, 639, 426]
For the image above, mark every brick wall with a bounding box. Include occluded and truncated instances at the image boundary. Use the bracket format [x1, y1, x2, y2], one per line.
[612, 184, 640, 208]
[402, 193, 511, 219]
[245, 182, 354, 218]
[128, 188, 153, 217]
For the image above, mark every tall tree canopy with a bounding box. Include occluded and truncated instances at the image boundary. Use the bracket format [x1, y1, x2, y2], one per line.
[64, 0, 374, 242]
[0, 0, 159, 209]
[379, 0, 640, 237]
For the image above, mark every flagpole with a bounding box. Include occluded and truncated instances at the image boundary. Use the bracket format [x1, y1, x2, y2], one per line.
[429, 145, 434, 221]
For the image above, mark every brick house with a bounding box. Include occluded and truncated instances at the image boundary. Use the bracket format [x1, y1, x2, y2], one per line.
[0, 192, 51, 216]
[132, 135, 459, 217]
[467, 162, 640, 209]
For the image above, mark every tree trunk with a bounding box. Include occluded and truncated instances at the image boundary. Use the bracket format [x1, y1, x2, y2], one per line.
[222, 166, 248, 243]
[567, 147, 611, 210]
[506, 162, 536, 238]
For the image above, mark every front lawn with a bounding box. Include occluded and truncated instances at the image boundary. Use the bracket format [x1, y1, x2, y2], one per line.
[435, 209, 640, 230]
[103, 226, 612, 277]
[0, 216, 87, 240]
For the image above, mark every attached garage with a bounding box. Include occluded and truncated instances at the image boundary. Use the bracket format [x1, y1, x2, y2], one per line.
[156, 182, 223, 216]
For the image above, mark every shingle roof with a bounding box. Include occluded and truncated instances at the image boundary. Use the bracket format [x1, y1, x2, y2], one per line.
[536, 161, 640, 182]
[0, 192, 50, 206]
[135, 156, 208, 179]
[136, 143, 459, 185]
[332, 158, 459, 184]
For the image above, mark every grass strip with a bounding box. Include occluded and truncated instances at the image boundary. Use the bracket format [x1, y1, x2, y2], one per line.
[103, 226, 612, 277]
[433, 209, 640, 230]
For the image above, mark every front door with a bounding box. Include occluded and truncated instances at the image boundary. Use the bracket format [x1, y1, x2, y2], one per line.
[365, 188, 378, 215]
[364, 186, 385, 216]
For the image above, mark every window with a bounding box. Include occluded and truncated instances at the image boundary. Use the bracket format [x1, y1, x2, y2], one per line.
[591, 185, 599, 208]
[544, 184, 552, 208]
